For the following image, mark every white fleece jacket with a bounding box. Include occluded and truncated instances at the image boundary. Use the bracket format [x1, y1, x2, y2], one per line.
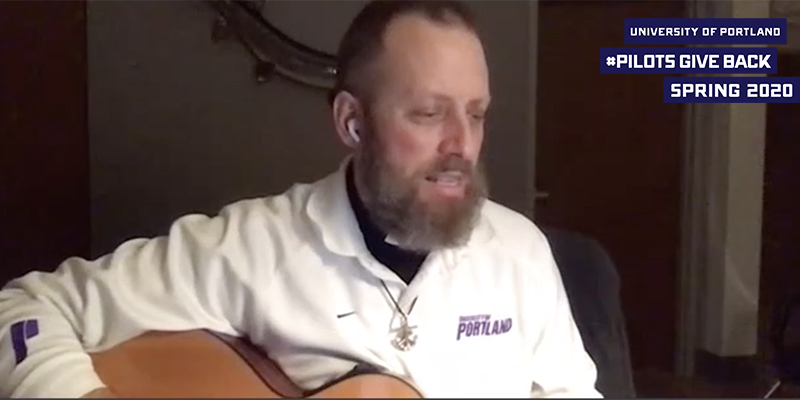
[0, 163, 601, 398]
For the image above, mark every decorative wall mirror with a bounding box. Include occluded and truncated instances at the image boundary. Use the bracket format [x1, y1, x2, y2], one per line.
[206, 0, 368, 90]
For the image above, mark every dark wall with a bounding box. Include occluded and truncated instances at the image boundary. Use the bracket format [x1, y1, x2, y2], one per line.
[0, 1, 90, 284]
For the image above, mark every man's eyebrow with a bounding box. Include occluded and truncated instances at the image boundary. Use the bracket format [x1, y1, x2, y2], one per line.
[420, 92, 491, 105]
[472, 96, 491, 108]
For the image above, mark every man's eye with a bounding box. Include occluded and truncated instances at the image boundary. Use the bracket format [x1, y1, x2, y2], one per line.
[415, 110, 439, 118]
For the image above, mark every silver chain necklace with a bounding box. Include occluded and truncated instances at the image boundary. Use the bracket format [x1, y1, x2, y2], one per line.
[380, 280, 419, 352]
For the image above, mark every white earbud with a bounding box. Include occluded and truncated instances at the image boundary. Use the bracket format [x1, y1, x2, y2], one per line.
[346, 119, 361, 144]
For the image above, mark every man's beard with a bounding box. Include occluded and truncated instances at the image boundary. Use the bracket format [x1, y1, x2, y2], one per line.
[353, 125, 488, 253]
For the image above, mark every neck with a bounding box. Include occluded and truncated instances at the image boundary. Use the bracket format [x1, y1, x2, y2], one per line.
[346, 161, 427, 284]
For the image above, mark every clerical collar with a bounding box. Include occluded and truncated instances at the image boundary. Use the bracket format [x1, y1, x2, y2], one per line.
[345, 162, 427, 284]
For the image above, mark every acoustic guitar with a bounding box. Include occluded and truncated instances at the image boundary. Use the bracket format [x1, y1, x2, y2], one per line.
[90, 330, 423, 398]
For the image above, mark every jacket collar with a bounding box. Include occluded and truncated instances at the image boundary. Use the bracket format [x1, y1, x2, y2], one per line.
[305, 157, 497, 260]
[305, 158, 365, 258]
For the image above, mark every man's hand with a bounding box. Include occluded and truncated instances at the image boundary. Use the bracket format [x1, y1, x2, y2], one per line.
[82, 387, 116, 398]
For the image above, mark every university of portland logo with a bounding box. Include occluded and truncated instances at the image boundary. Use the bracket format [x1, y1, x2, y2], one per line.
[10, 319, 39, 364]
[456, 314, 513, 340]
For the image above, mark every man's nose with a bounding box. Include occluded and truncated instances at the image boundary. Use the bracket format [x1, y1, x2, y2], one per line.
[440, 113, 473, 156]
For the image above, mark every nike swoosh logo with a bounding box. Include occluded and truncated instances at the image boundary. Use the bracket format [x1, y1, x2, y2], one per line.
[337, 311, 356, 318]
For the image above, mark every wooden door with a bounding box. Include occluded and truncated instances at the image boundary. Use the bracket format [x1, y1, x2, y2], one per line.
[759, 52, 800, 371]
[0, 1, 90, 284]
[535, 0, 686, 373]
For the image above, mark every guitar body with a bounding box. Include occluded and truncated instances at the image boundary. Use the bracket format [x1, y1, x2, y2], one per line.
[90, 330, 422, 398]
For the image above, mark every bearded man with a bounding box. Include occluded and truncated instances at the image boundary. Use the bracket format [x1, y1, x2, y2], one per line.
[0, 1, 600, 398]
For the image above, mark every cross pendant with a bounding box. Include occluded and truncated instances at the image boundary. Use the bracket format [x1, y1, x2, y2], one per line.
[392, 323, 418, 352]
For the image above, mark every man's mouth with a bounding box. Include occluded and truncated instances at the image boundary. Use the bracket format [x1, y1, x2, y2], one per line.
[425, 171, 466, 187]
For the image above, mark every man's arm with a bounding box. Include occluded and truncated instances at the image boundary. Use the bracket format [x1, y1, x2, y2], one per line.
[527, 230, 603, 398]
[0, 203, 267, 398]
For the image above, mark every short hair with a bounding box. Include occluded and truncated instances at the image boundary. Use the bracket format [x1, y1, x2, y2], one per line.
[328, 0, 478, 105]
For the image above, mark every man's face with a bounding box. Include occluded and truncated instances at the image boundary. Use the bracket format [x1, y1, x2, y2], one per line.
[354, 13, 491, 252]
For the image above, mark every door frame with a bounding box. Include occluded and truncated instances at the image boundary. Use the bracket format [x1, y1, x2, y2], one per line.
[677, 0, 777, 377]
[524, 0, 539, 222]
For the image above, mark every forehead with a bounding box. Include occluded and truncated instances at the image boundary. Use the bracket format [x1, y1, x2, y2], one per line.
[372, 14, 490, 104]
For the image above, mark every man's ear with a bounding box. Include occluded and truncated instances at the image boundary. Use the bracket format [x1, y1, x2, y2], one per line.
[332, 91, 362, 149]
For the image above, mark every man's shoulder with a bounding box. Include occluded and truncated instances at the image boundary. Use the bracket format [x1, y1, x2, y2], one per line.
[480, 199, 546, 246]
[210, 175, 330, 231]
[474, 200, 561, 289]
[222, 182, 315, 215]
